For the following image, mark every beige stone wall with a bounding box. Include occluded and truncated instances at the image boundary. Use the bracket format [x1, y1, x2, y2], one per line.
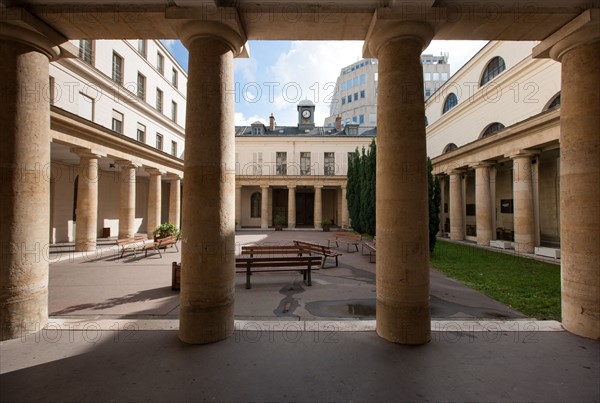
[538, 149, 560, 246]
[495, 165, 514, 231]
[322, 189, 337, 225]
[240, 187, 262, 227]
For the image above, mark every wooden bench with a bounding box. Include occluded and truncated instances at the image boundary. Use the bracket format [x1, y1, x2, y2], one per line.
[293, 240, 342, 268]
[236, 246, 321, 289]
[361, 237, 376, 263]
[155, 236, 179, 253]
[117, 236, 160, 258]
[328, 232, 362, 252]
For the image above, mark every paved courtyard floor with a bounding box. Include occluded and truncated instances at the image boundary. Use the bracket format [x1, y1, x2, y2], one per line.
[1, 230, 598, 402]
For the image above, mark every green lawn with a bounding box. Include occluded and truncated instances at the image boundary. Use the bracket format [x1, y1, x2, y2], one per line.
[430, 240, 561, 320]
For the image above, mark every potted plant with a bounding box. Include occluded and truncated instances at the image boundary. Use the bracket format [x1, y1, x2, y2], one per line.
[274, 214, 286, 231]
[152, 222, 181, 241]
[321, 219, 333, 232]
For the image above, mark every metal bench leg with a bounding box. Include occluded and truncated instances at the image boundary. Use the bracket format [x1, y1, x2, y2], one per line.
[335, 255, 339, 267]
[246, 262, 252, 289]
[306, 264, 312, 286]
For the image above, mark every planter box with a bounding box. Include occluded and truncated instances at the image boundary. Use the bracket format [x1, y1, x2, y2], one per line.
[490, 240, 512, 249]
[535, 247, 561, 259]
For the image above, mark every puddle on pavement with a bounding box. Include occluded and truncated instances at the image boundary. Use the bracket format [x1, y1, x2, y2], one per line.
[305, 299, 376, 318]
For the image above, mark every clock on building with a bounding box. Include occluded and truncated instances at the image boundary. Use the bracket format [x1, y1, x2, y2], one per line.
[302, 109, 311, 119]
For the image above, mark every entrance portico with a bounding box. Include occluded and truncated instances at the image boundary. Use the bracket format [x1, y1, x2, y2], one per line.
[1, 2, 599, 344]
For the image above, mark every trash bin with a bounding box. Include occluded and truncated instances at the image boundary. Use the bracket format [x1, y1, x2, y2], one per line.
[102, 227, 111, 238]
[172, 262, 181, 290]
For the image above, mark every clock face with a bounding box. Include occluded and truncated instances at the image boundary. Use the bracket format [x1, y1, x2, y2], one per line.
[302, 109, 311, 118]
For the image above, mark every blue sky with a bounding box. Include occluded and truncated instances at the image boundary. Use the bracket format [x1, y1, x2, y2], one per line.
[162, 39, 487, 126]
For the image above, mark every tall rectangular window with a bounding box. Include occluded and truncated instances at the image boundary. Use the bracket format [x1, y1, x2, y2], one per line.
[359, 114, 365, 124]
[157, 52, 164, 74]
[138, 40, 147, 58]
[324, 152, 335, 176]
[252, 152, 263, 175]
[112, 52, 123, 84]
[276, 152, 287, 176]
[156, 133, 163, 151]
[354, 92, 358, 101]
[112, 110, 123, 133]
[347, 95, 352, 103]
[300, 152, 311, 176]
[156, 88, 163, 112]
[172, 68, 178, 88]
[347, 79, 353, 89]
[78, 92, 94, 121]
[353, 77, 358, 87]
[137, 72, 146, 100]
[171, 141, 177, 156]
[79, 40, 93, 65]
[360, 90, 366, 98]
[171, 101, 177, 123]
[136, 123, 146, 143]
[360, 74, 365, 85]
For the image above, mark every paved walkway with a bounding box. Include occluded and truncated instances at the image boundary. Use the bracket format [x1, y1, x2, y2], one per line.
[1, 230, 598, 402]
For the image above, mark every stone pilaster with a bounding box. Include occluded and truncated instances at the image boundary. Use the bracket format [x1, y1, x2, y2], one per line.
[145, 167, 163, 236]
[314, 185, 323, 229]
[449, 170, 465, 241]
[261, 185, 269, 229]
[116, 160, 138, 239]
[287, 185, 296, 229]
[533, 9, 600, 340]
[475, 163, 494, 246]
[364, 20, 434, 344]
[72, 148, 102, 252]
[177, 21, 245, 344]
[509, 151, 537, 254]
[235, 185, 242, 228]
[167, 174, 181, 227]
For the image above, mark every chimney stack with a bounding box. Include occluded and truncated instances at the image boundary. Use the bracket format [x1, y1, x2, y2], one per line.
[335, 115, 342, 131]
[269, 113, 276, 131]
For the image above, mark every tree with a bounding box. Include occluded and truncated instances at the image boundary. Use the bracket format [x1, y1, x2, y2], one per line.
[428, 157, 441, 253]
[346, 140, 376, 236]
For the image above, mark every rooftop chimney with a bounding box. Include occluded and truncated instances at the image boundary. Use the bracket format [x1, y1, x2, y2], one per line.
[335, 115, 342, 131]
[269, 113, 276, 131]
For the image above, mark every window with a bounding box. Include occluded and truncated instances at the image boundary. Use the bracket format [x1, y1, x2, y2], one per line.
[156, 88, 163, 112]
[360, 74, 365, 85]
[352, 116, 357, 123]
[360, 90, 365, 99]
[347, 95, 352, 103]
[138, 40, 147, 58]
[545, 93, 561, 111]
[300, 152, 311, 175]
[137, 72, 146, 100]
[156, 133, 163, 151]
[353, 92, 358, 101]
[250, 192, 262, 218]
[136, 123, 146, 142]
[78, 40, 93, 65]
[341, 82, 346, 91]
[78, 92, 94, 121]
[171, 101, 177, 123]
[443, 143, 458, 154]
[424, 72, 431, 81]
[157, 52, 164, 74]
[276, 152, 287, 175]
[442, 93, 458, 114]
[347, 79, 353, 89]
[111, 110, 123, 133]
[480, 56, 506, 86]
[433, 72, 440, 81]
[341, 97, 346, 105]
[252, 152, 263, 175]
[353, 77, 358, 87]
[112, 52, 123, 84]
[324, 152, 335, 176]
[172, 68, 178, 88]
[441, 72, 448, 81]
[369, 113, 377, 123]
[480, 122, 505, 138]
[171, 141, 177, 156]
[359, 115, 364, 124]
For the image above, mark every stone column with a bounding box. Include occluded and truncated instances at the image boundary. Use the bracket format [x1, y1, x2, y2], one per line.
[116, 160, 137, 239]
[449, 170, 465, 241]
[510, 152, 536, 253]
[490, 166, 498, 240]
[475, 163, 493, 245]
[439, 175, 447, 235]
[177, 22, 245, 344]
[534, 10, 600, 339]
[314, 185, 323, 229]
[167, 174, 181, 227]
[365, 21, 434, 344]
[260, 185, 269, 229]
[145, 168, 162, 236]
[287, 185, 296, 229]
[235, 185, 242, 228]
[0, 22, 70, 341]
[73, 148, 101, 252]
[341, 185, 349, 229]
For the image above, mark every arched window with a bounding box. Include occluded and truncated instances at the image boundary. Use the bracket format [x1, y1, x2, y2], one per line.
[544, 93, 561, 111]
[480, 122, 505, 139]
[443, 143, 458, 154]
[442, 93, 458, 114]
[480, 56, 506, 86]
[250, 192, 261, 218]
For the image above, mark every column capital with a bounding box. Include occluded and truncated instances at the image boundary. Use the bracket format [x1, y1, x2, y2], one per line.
[472, 161, 496, 169]
[449, 169, 465, 176]
[166, 173, 181, 181]
[314, 185, 324, 190]
[506, 150, 540, 160]
[533, 9, 600, 61]
[363, 9, 435, 58]
[287, 184, 297, 190]
[260, 184, 270, 190]
[144, 167, 165, 176]
[71, 147, 104, 160]
[0, 8, 78, 61]
[175, 20, 248, 58]
[115, 160, 139, 170]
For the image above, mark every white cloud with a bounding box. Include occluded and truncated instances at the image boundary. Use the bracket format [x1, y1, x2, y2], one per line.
[234, 112, 268, 126]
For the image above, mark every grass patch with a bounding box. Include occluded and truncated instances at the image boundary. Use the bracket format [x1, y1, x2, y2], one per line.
[430, 240, 561, 320]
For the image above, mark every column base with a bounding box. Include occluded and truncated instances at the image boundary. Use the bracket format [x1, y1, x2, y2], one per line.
[376, 299, 431, 345]
[0, 290, 48, 341]
[179, 304, 235, 344]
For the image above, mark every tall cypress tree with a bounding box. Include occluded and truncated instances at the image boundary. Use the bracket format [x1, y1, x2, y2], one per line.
[428, 157, 441, 253]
